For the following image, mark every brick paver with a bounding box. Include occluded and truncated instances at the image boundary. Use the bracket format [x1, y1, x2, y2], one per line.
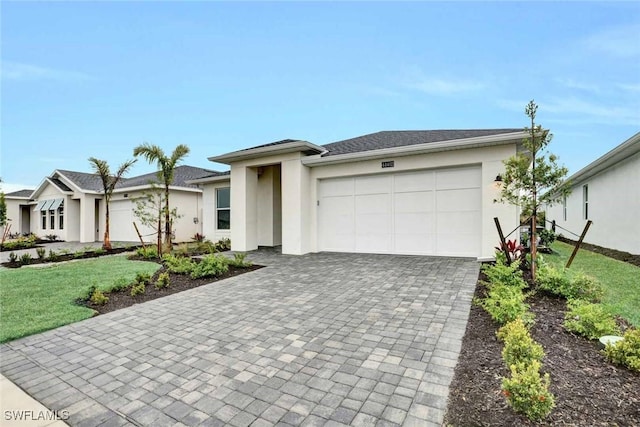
[0, 250, 479, 426]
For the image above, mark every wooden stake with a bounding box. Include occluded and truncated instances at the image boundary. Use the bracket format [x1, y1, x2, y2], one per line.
[494, 217, 511, 264]
[566, 220, 593, 268]
[132, 222, 146, 250]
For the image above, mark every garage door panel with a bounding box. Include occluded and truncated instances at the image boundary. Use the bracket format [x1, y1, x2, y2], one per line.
[356, 214, 391, 235]
[394, 192, 434, 213]
[394, 171, 435, 193]
[394, 213, 434, 234]
[356, 233, 391, 253]
[437, 211, 479, 234]
[321, 177, 354, 197]
[437, 232, 479, 257]
[395, 234, 436, 254]
[356, 194, 391, 214]
[355, 175, 391, 195]
[319, 197, 354, 234]
[436, 167, 481, 190]
[437, 189, 481, 211]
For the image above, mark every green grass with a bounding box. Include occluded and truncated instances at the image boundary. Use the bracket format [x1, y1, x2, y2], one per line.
[544, 241, 640, 326]
[0, 255, 160, 343]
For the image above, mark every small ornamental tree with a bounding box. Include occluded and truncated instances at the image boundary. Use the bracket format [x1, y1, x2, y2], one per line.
[495, 100, 570, 280]
[133, 184, 181, 256]
[89, 157, 137, 250]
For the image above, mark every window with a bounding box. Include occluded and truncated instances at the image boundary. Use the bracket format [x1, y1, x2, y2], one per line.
[216, 187, 230, 230]
[41, 210, 47, 230]
[49, 210, 55, 229]
[563, 196, 567, 221]
[583, 185, 589, 220]
[58, 206, 64, 230]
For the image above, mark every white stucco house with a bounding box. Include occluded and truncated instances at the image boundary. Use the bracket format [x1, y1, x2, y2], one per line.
[190, 129, 527, 260]
[4, 165, 224, 244]
[546, 132, 640, 255]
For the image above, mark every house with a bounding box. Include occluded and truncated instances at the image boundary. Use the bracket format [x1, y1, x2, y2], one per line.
[4, 165, 224, 243]
[191, 129, 527, 259]
[546, 132, 640, 255]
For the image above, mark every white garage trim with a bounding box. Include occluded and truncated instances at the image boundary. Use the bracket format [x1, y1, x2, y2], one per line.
[318, 165, 481, 257]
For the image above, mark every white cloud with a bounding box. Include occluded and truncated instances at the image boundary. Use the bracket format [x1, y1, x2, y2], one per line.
[1, 61, 92, 81]
[407, 77, 485, 95]
[542, 96, 640, 126]
[583, 24, 640, 58]
[0, 183, 35, 194]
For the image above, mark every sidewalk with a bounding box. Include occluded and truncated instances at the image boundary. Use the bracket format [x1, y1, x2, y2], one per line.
[0, 374, 69, 427]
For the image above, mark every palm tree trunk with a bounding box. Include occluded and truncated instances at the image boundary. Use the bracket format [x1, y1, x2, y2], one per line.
[164, 185, 171, 251]
[103, 202, 112, 250]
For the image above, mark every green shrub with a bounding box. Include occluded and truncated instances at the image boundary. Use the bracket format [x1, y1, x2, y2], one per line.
[135, 246, 158, 259]
[90, 288, 109, 305]
[8, 252, 18, 263]
[94, 248, 106, 255]
[135, 272, 152, 285]
[228, 252, 252, 268]
[537, 266, 603, 302]
[155, 272, 170, 289]
[538, 229, 556, 247]
[162, 254, 196, 274]
[73, 250, 85, 259]
[563, 299, 620, 340]
[19, 253, 32, 265]
[191, 254, 229, 279]
[130, 282, 146, 297]
[44, 234, 58, 241]
[36, 247, 46, 259]
[497, 318, 544, 367]
[110, 277, 130, 292]
[604, 328, 640, 372]
[478, 284, 532, 325]
[215, 238, 231, 252]
[482, 261, 526, 289]
[502, 360, 555, 421]
[569, 273, 604, 302]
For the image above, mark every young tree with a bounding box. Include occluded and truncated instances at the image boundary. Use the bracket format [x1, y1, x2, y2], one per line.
[495, 100, 570, 280]
[89, 157, 137, 250]
[133, 143, 190, 253]
[132, 185, 181, 255]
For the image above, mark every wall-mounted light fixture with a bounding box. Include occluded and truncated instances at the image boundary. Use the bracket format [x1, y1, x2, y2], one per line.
[193, 217, 199, 224]
[494, 175, 503, 183]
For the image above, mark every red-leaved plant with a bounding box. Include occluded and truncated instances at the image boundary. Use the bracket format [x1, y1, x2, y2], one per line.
[496, 239, 525, 263]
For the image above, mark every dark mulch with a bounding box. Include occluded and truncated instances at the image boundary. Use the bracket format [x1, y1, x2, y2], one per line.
[444, 275, 640, 426]
[81, 264, 263, 315]
[558, 236, 640, 268]
[1, 246, 140, 268]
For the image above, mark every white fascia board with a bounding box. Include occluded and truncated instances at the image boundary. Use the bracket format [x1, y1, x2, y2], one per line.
[562, 132, 640, 188]
[4, 195, 31, 200]
[302, 131, 527, 166]
[112, 185, 203, 194]
[185, 175, 231, 185]
[209, 141, 326, 164]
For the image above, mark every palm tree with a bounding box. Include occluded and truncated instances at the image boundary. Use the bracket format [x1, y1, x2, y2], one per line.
[133, 143, 190, 253]
[89, 157, 137, 250]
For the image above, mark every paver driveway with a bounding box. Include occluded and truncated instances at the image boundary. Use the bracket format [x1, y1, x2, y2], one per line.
[0, 251, 479, 427]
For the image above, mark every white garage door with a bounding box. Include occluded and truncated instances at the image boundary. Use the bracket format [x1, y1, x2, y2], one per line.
[109, 200, 139, 242]
[318, 166, 481, 257]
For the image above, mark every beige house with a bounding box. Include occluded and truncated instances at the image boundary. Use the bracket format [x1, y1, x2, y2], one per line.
[4, 165, 223, 243]
[546, 132, 640, 255]
[194, 129, 527, 260]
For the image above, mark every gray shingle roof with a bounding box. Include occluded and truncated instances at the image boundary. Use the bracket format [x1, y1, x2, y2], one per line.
[56, 170, 101, 191]
[4, 189, 34, 198]
[320, 129, 522, 156]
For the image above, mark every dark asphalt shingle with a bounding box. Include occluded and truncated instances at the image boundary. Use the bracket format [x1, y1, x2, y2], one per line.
[4, 189, 34, 198]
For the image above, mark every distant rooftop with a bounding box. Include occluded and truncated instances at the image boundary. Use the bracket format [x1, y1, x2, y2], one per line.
[4, 189, 34, 198]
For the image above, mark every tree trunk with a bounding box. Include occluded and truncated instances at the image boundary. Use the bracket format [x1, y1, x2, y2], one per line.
[164, 185, 171, 251]
[103, 202, 112, 251]
[157, 205, 163, 256]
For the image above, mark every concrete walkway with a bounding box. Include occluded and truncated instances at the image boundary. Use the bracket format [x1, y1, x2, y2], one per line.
[0, 250, 479, 426]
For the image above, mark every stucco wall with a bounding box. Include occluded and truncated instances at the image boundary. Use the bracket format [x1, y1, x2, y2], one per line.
[547, 151, 640, 255]
[201, 182, 232, 243]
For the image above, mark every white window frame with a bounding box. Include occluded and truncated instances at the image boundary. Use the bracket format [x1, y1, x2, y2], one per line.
[216, 187, 230, 230]
[562, 195, 567, 221]
[583, 184, 589, 220]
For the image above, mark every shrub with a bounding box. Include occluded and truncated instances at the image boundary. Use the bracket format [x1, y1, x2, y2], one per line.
[604, 328, 640, 372]
[8, 252, 18, 263]
[90, 288, 109, 305]
[110, 277, 130, 292]
[175, 243, 190, 257]
[497, 318, 544, 367]
[192, 233, 205, 242]
[155, 272, 170, 289]
[482, 261, 527, 289]
[537, 266, 603, 302]
[495, 239, 524, 263]
[135, 246, 158, 259]
[73, 250, 85, 259]
[135, 272, 152, 285]
[569, 273, 604, 303]
[130, 282, 146, 297]
[94, 248, 106, 255]
[538, 229, 556, 247]
[215, 238, 231, 252]
[478, 284, 532, 325]
[36, 247, 46, 259]
[191, 254, 229, 279]
[502, 361, 555, 421]
[47, 249, 58, 262]
[228, 252, 252, 268]
[163, 254, 196, 274]
[44, 234, 58, 241]
[20, 253, 32, 265]
[563, 299, 620, 340]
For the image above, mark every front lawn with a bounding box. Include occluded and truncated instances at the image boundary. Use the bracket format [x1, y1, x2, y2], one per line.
[545, 240, 640, 326]
[0, 256, 160, 343]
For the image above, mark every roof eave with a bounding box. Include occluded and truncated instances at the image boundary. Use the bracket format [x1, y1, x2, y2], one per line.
[209, 141, 326, 165]
[302, 131, 527, 166]
[185, 175, 231, 185]
[112, 185, 203, 194]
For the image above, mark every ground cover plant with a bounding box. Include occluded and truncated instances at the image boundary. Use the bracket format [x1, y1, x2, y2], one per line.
[1, 244, 139, 268]
[0, 256, 160, 342]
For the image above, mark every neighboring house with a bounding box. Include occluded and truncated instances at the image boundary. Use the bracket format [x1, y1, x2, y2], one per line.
[546, 132, 640, 255]
[191, 129, 527, 259]
[5, 165, 225, 243]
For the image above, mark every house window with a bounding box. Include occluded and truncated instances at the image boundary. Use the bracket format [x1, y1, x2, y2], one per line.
[583, 185, 589, 220]
[58, 206, 64, 230]
[563, 196, 567, 221]
[49, 210, 55, 230]
[216, 187, 230, 230]
[41, 210, 47, 230]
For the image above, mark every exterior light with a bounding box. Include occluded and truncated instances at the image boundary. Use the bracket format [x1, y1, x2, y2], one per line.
[495, 175, 503, 183]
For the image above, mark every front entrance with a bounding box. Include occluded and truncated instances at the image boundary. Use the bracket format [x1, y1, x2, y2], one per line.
[20, 206, 31, 235]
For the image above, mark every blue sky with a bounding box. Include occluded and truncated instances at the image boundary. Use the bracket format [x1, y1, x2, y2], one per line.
[1, 1, 639, 192]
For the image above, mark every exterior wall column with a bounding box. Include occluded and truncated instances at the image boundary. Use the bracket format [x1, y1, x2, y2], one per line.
[230, 165, 258, 252]
[281, 157, 311, 255]
[79, 195, 97, 243]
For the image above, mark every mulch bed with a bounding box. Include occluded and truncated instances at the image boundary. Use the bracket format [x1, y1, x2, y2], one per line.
[558, 236, 640, 268]
[80, 264, 264, 314]
[1, 246, 140, 268]
[444, 275, 640, 426]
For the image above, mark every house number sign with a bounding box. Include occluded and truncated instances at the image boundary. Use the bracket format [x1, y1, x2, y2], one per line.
[381, 160, 395, 168]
